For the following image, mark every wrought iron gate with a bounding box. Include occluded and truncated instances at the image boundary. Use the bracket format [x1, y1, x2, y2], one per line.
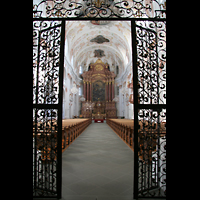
[33, 1, 166, 199]
[132, 20, 166, 199]
[33, 20, 65, 198]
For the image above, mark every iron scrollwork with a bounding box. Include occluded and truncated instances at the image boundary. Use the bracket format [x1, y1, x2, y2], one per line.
[136, 20, 166, 104]
[33, 21, 62, 104]
[138, 109, 166, 197]
[135, 19, 166, 198]
[33, 20, 64, 197]
[33, 0, 166, 18]
[33, 108, 58, 196]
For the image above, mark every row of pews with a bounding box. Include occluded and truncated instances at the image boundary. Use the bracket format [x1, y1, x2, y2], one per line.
[62, 118, 92, 151]
[33, 118, 92, 161]
[106, 119, 166, 161]
[107, 119, 134, 150]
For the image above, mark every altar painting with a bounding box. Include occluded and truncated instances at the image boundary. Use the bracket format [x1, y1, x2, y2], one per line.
[93, 81, 105, 101]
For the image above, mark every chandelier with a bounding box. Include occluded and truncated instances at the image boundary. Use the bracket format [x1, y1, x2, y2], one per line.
[121, 87, 128, 96]
[113, 96, 119, 102]
[71, 83, 78, 94]
[82, 102, 95, 111]
[80, 95, 86, 102]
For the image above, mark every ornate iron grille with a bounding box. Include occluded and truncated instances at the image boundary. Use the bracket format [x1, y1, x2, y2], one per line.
[33, 0, 166, 19]
[33, 2, 166, 199]
[136, 20, 166, 105]
[138, 108, 166, 197]
[33, 21, 62, 105]
[132, 19, 166, 199]
[33, 20, 65, 198]
[33, 108, 58, 196]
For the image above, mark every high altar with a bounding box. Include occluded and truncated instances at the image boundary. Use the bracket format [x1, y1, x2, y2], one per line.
[81, 59, 117, 119]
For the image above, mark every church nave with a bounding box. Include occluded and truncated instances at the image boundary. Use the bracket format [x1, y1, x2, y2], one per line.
[62, 123, 133, 200]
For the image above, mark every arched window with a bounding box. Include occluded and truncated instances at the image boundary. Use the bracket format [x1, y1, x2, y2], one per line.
[79, 65, 83, 74]
[79, 87, 82, 96]
[116, 65, 119, 74]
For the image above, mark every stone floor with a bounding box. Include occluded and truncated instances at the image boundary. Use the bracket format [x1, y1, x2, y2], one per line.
[33, 122, 166, 200]
[61, 123, 134, 200]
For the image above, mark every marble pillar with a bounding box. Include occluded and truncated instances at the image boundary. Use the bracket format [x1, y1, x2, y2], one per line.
[87, 81, 89, 101]
[83, 81, 86, 100]
[108, 81, 110, 102]
[112, 80, 115, 101]
[106, 80, 108, 102]
[89, 81, 92, 101]
[109, 80, 111, 102]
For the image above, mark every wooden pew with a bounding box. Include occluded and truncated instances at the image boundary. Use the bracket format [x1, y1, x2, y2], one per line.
[138, 120, 166, 162]
[107, 119, 134, 151]
[62, 118, 92, 151]
[106, 119, 166, 162]
[33, 120, 58, 161]
[33, 118, 92, 160]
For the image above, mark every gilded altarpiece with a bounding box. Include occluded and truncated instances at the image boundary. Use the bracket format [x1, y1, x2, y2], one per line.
[81, 59, 117, 118]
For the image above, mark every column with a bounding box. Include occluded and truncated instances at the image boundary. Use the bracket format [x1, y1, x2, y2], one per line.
[106, 80, 108, 102]
[89, 81, 92, 101]
[87, 81, 89, 101]
[83, 81, 86, 100]
[107, 81, 110, 102]
[112, 79, 115, 101]
[109, 79, 111, 102]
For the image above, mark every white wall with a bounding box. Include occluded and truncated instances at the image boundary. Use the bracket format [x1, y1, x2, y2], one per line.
[63, 55, 82, 119]
[63, 67, 70, 119]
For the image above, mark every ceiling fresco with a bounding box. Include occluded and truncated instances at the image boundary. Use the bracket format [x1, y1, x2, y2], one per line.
[64, 21, 132, 76]
[94, 49, 105, 58]
[90, 35, 110, 44]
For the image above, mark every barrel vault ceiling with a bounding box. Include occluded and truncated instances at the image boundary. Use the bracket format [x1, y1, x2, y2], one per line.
[64, 20, 132, 76]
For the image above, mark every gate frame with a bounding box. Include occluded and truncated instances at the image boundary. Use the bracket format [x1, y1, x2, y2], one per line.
[33, 19, 65, 199]
[33, 17, 166, 200]
[132, 18, 166, 199]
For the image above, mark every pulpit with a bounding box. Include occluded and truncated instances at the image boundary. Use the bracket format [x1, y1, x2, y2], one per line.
[81, 59, 117, 118]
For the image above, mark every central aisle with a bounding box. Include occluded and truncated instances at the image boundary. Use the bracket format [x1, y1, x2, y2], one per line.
[62, 123, 134, 200]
